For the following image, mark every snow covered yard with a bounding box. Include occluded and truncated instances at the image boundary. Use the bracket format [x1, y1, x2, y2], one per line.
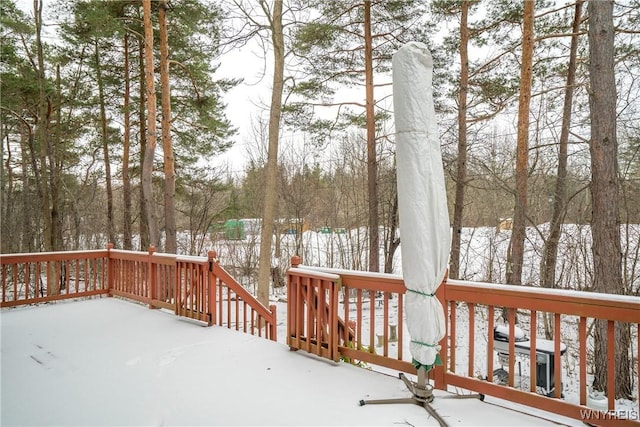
[1, 297, 582, 426]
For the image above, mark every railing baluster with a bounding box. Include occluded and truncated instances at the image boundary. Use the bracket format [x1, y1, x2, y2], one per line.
[82, 259, 86, 292]
[12, 264, 18, 301]
[468, 302, 475, 377]
[92, 258, 97, 291]
[318, 278, 324, 356]
[487, 305, 494, 382]
[450, 300, 456, 374]
[530, 311, 537, 393]
[45, 260, 51, 297]
[251, 307, 256, 336]
[243, 301, 247, 333]
[2, 264, 6, 303]
[235, 287, 239, 331]
[579, 316, 587, 406]
[217, 278, 222, 325]
[331, 281, 338, 361]
[26, 263, 32, 299]
[36, 262, 41, 297]
[74, 260, 79, 294]
[607, 320, 615, 411]
[397, 292, 403, 361]
[227, 287, 232, 329]
[369, 288, 375, 355]
[305, 278, 312, 354]
[383, 291, 389, 358]
[554, 313, 561, 398]
[343, 285, 350, 344]
[295, 275, 302, 348]
[508, 308, 516, 388]
[65, 261, 70, 294]
[56, 261, 61, 295]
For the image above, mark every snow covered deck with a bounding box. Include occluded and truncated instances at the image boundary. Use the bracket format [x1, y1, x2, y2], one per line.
[1, 297, 580, 426]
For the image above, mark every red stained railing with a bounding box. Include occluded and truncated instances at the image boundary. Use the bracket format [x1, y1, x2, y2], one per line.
[287, 266, 342, 361]
[0, 246, 276, 342]
[0, 250, 110, 306]
[175, 255, 210, 323]
[288, 259, 640, 426]
[443, 279, 640, 426]
[288, 258, 416, 375]
[109, 248, 153, 303]
[210, 256, 277, 340]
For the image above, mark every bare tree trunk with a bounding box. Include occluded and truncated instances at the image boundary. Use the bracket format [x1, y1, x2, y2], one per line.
[123, 32, 133, 250]
[540, 0, 582, 339]
[588, 0, 631, 399]
[2, 126, 14, 253]
[364, 0, 379, 272]
[25, 128, 43, 251]
[34, 0, 52, 252]
[256, 0, 284, 306]
[506, 0, 535, 287]
[451, 0, 470, 280]
[383, 191, 399, 274]
[122, 32, 133, 250]
[20, 125, 34, 251]
[138, 39, 149, 250]
[141, 0, 160, 248]
[159, 0, 177, 253]
[94, 40, 116, 246]
[52, 65, 63, 251]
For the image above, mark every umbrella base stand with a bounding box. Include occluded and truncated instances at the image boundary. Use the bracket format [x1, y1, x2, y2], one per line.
[359, 368, 449, 427]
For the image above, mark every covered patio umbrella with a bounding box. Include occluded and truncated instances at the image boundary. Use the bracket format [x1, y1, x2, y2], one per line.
[359, 42, 452, 425]
[393, 41, 450, 372]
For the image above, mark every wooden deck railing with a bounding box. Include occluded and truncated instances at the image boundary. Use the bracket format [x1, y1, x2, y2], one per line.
[444, 279, 639, 426]
[210, 253, 277, 340]
[288, 258, 416, 375]
[1, 249, 110, 306]
[288, 259, 640, 426]
[287, 266, 342, 361]
[0, 246, 276, 341]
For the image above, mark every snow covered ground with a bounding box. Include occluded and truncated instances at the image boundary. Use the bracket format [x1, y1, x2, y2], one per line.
[1, 297, 584, 426]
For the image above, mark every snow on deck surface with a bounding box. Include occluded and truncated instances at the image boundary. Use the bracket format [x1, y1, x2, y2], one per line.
[2, 298, 579, 426]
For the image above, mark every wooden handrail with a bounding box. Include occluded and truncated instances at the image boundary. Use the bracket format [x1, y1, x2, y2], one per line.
[1, 250, 108, 263]
[446, 278, 640, 322]
[211, 261, 276, 325]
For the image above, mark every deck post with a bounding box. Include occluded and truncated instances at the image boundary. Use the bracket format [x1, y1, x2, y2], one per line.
[288, 256, 301, 349]
[269, 304, 277, 341]
[148, 246, 156, 309]
[106, 243, 114, 296]
[207, 251, 217, 326]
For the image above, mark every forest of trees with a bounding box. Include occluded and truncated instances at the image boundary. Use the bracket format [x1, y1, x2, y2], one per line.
[1, 0, 639, 396]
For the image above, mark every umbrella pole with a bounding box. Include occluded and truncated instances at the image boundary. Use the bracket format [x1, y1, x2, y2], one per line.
[417, 365, 428, 389]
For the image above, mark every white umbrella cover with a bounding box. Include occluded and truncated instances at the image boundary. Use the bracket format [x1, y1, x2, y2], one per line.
[393, 42, 451, 371]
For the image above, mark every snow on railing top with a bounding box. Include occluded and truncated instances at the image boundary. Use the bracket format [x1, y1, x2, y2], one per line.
[1, 249, 107, 259]
[447, 277, 640, 305]
[287, 267, 341, 281]
[294, 264, 403, 282]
